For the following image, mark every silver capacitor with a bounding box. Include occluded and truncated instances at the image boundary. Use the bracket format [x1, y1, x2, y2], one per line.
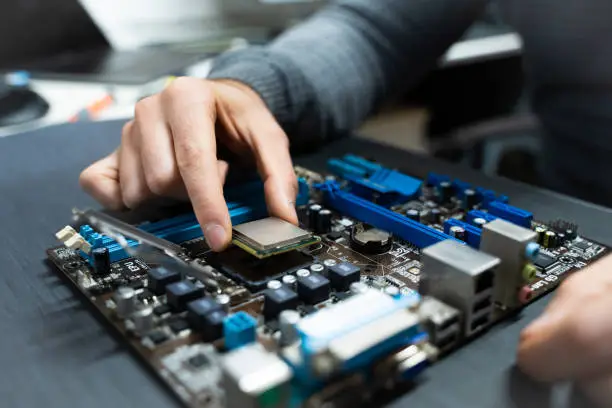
[473, 218, 487, 228]
[267, 280, 283, 290]
[282, 275, 297, 288]
[279, 310, 301, 346]
[114, 286, 136, 317]
[132, 306, 154, 335]
[216, 294, 231, 312]
[323, 259, 337, 267]
[296, 269, 310, 278]
[310, 264, 325, 274]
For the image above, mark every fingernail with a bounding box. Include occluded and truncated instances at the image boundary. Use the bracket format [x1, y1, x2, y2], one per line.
[204, 224, 227, 252]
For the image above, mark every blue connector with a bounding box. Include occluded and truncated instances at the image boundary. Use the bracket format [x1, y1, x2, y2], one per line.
[444, 218, 482, 248]
[466, 210, 497, 225]
[328, 155, 422, 206]
[224, 311, 257, 350]
[486, 201, 533, 228]
[316, 181, 459, 249]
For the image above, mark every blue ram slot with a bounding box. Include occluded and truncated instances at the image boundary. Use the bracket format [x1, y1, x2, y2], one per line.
[466, 210, 497, 225]
[444, 218, 482, 248]
[80, 178, 310, 263]
[486, 201, 533, 228]
[316, 181, 459, 248]
[342, 154, 383, 173]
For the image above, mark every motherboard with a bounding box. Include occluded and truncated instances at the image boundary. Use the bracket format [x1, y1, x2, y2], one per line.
[47, 154, 608, 408]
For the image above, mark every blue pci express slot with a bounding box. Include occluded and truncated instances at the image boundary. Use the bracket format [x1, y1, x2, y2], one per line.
[486, 201, 533, 228]
[317, 181, 459, 249]
[443, 218, 482, 248]
[80, 178, 310, 263]
[328, 155, 422, 206]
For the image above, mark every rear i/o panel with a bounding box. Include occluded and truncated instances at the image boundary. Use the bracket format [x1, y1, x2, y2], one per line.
[47, 154, 608, 408]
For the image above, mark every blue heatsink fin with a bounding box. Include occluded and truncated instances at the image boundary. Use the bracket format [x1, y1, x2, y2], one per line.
[327, 155, 422, 207]
[316, 181, 460, 249]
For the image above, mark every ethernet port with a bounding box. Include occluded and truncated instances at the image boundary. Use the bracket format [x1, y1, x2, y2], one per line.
[475, 270, 494, 293]
[472, 297, 492, 315]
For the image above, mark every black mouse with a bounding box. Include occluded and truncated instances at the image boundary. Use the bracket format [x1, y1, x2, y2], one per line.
[0, 83, 49, 127]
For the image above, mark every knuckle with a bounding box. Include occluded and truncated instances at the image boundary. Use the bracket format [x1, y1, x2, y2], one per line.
[121, 121, 134, 143]
[164, 77, 213, 104]
[78, 167, 96, 191]
[134, 96, 157, 119]
[145, 167, 178, 196]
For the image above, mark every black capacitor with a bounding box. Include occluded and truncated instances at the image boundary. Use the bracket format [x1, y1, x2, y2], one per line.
[449, 225, 466, 242]
[438, 181, 454, 204]
[92, 247, 111, 276]
[463, 189, 479, 209]
[308, 204, 322, 229]
[430, 208, 442, 224]
[406, 209, 420, 222]
[565, 228, 578, 241]
[534, 226, 547, 244]
[543, 231, 558, 249]
[557, 232, 566, 244]
[316, 209, 332, 234]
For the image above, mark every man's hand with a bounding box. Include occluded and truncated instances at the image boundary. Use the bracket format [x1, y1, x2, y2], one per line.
[518, 255, 612, 405]
[79, 77, 298, 252]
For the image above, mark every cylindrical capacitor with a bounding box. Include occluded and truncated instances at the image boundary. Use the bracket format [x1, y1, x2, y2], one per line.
[316, 209, 332, 234]
[310, 264, 325, 275]
[323, 259, 337, 267]
[296, 269, 310, 278]
[308, 204, 322, 229]
[534, 226, 547, 244]
[282, 275, 297, 288]
[92, 247, 111, 276]
[565, 228, 578, 241]
[279, 310, 301, 346]
[114, 286, 136, 317]
[449, 225, 466, 241]
[216, 294, 231, 312]
[463, 188, 478, 209]
[543, 231, 558, 248]
[438, 181, 454, 204]
[557, 232, 566, 244]
[473, 218, 487, 228]
[132, 306, 154, 335]
[430, 208, 442, 224]
[267, 280, 283, 290]
[406, 209, 420, 222]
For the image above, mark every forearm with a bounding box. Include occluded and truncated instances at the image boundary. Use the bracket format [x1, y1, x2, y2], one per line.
[209, 0, 486, 147]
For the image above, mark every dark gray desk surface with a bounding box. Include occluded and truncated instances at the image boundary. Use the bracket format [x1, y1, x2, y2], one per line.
[1, 120, 610, 408]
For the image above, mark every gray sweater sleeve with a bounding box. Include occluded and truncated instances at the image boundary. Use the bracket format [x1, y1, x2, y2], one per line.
[208, 0, 486, 148]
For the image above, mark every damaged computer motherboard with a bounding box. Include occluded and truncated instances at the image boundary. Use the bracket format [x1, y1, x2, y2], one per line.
[47, 154, 608, 408]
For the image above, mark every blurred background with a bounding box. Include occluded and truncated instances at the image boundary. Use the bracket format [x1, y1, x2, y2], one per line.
[0, 0, 533, 186]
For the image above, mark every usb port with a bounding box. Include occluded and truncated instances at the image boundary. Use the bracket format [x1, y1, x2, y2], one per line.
[437, 333, 458, 350]
[472, 297, 492, 315]
[470, 315, 490, 332]
[437, 315, 460, 332]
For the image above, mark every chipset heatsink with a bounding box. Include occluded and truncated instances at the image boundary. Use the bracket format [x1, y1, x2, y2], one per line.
[232, 217, 320, 258]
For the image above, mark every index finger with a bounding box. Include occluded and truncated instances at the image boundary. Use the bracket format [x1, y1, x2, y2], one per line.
[163, 79, 231, 251]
